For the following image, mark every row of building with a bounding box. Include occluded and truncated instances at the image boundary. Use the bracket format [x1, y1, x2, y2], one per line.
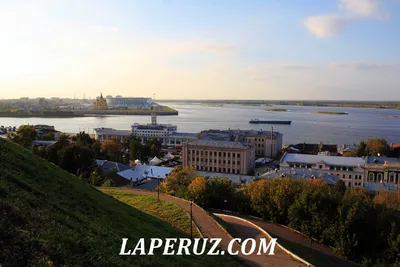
[94, 114, 283, 175]
[279, 153, 400, 190]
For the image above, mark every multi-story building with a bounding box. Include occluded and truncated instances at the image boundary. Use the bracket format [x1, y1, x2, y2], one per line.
[106, 96, 152, 108]
[280, 153, 400, 190]
[94, 115, 196, 146]
[280, 153, 365, 187]
[365, 157, 400, 184]
[198, 129, 283, 158]
[182, 139, 256, 175]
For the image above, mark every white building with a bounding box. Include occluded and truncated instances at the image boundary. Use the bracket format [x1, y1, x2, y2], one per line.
[106, 96, 152, 108]
[280, 153, 365, 188]
[94, 115, 197, 146]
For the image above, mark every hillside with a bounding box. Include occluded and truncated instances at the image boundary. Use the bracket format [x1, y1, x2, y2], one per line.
[0, 138, 242, 267]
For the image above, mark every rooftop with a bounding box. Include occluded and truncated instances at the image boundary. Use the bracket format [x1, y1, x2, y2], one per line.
[117, 165, 173, 181]
[281, 153, 365, 167]
[366, 156, 400, 165]
[96, 160, 131, 173]
[94, 128, 131, 135]
[260, 169, 339, 185]
[186, 139, 252, 149]
[197, 171, 255, 184]
[170, 132, 197, 137]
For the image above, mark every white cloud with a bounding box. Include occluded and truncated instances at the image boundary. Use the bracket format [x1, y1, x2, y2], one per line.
[304, 15, 350, 38]
[339, 0, 381, 17]
[304, 0, 387, 38]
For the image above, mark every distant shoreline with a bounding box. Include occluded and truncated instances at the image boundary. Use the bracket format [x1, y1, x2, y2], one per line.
[0, 109, 179, 118]
[158, 100, 400, 110]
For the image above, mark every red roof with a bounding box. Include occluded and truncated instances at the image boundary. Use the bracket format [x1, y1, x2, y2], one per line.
[392, 144, 400, 149]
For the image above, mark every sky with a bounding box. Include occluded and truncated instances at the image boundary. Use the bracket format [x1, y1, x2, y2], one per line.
[0, 0, 400, 100]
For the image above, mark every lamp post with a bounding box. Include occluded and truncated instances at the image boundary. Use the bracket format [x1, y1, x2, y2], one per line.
[157, 176, 160, 201]
[190, 200, 193, 240]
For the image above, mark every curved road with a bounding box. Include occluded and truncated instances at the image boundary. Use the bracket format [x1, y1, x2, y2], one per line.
[100, 188, 301, 267]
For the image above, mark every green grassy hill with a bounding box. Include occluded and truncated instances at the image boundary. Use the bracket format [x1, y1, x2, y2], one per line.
[0, 138, 242, 267]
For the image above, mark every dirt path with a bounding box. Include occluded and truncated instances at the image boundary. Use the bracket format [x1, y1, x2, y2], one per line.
[100, 188, 301, 267]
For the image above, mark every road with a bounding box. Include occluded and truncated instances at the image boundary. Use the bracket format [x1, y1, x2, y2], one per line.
[100, 188, 302, 267]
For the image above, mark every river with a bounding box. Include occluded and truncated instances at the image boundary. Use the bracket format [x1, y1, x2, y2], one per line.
[0, 103, 399, 145]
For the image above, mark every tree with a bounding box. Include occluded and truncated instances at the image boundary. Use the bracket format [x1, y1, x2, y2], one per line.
[187, 176, 208, 207]
[244, 178, 303, 224]
[102, 138, 123, 162]
[147, 137, 162, 157]
[330, 188, 377, 262]
[332, 179, 347, 199]
[355, 140, 367, 157]
[57, 144, 96, 175]
[205, 177, 237, 210]
[7, 125, 37, 148]
[366, 138, 390, 156]
[161, 166, 196, 197]
[123, 134, 143, 161]
[288, 181, 336, 250]
[75, 132, 94, 147]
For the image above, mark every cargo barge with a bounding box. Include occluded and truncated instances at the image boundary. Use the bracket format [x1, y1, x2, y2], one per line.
[249, 119, 291, 125]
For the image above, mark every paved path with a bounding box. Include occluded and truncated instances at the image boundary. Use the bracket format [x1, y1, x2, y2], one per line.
[246, 217, 359, 267]
[216, 215, 304, 267]
[100, 188, 301, 267]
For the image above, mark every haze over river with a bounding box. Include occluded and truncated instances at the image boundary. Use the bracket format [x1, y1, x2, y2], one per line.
[1, 103, 399, 145]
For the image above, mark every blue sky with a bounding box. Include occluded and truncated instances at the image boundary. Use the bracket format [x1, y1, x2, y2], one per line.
[0, 0, 399, 100]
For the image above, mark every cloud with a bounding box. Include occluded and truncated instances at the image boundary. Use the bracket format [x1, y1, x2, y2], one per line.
[304, 0, 387, 38]
[339, 0, 381, 17]
[328, 62, 400, 70]
[304, 15, 350, 38]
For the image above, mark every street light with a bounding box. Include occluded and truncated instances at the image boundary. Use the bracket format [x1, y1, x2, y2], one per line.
[157, 175, 160, 201]
[190, 200, 193, 240]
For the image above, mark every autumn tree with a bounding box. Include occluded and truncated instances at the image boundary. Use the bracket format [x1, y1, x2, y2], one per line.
[161, 166, 196, 197]
[7, 125, 37, 148]
[366, 138, 390, 156]
[102, 137, 123, 162]
[187, 176, 208, 206]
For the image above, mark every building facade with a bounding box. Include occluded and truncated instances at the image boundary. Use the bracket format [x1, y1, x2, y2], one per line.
[94, 93, 108, 110]
[280, 153, 365, 187]
[280, 153, 400, 190]
[198, 129, 283, 158]
[94, 115, 196, 146]
[365, 157, 400, 185]
[106, 96, 152, 108]
[182, 139, 256, 175]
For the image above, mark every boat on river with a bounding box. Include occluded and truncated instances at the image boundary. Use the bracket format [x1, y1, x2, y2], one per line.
[249, 119, 291, 125]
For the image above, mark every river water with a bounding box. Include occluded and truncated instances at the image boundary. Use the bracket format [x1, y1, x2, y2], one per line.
[1, 103, 399, 145]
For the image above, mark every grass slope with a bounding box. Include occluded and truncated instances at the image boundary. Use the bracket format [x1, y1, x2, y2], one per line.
[101, 190, 201, 237]
[0, 138, 242, 267]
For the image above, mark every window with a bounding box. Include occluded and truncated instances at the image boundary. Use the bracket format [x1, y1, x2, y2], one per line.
[237, 161, 240, 165]
[342, 174, 346, 178]
[369, 173, 375, 182]
[377, 173, 384, 182]
[349, 175, 352, 179]
[319, 165, 322, 169]
[228, 152, 230, 157]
